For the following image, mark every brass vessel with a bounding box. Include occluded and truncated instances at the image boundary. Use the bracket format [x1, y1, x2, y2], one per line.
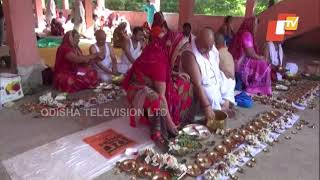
[206, 110, 228, 132]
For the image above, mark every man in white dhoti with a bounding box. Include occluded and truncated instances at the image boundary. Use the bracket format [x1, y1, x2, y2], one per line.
[118, 27, 144, 74]
[72, 0, 86, 35]
[45, 0, 56, 26]
[181, 27, 235, 120]
[265, 41, 298, 81]
[90, 30, 119, 82]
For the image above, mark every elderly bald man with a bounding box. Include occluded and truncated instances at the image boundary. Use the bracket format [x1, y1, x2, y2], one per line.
[181, 27, 235, 120]
[90, 30, 120, 82]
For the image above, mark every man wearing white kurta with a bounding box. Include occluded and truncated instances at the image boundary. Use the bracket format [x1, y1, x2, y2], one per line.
[118, 27, 144, 74]
[181, 27, 235, 120]
[56, 12, 66, 25]
[265, 41, 298, 80]
[90, 30, 119, 82]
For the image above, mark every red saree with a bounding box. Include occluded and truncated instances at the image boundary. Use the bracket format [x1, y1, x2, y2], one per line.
[151, 12, 166, 39]
[122, 33, 193, 141]
[53, 32, 98, 93]
[51, 20, 65, 36]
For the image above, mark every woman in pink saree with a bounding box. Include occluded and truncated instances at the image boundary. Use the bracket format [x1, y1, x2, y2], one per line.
[229, 17, 272, 95]
[122, 32, 192, 147]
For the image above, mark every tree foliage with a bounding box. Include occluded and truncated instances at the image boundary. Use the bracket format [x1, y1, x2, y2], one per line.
[105, 0, 145, 11]
[52, 0, 273, 16]
[160, 0, 179, 13]
[45, 0, 63, 9]
[255, 0, 269, 15]
[194, 0, 246, 16]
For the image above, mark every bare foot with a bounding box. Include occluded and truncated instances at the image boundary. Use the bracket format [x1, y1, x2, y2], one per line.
[221, 101, 230, 111]
[227, 109, 236, 118]
[167, 119, 178, 136]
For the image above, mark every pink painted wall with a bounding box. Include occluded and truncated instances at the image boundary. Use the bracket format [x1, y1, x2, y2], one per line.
[4, 0, 40, 67]
[162, 13, 179, 31]
[112, 12, 244, 35]
[189, 15, 244, 35]
[256, 0, 320, 49]
[116, 11, 147, 27]
[116, 11, 180, 30]
[107, 12, 244, 35]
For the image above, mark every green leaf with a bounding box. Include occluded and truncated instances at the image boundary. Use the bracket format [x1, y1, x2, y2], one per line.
[194, 0, 246, 16]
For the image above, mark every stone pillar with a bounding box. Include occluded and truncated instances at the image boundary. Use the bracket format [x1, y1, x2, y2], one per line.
[83, 0, 93, 30]
[2, 0, 43, 87]
[245, 0, 256, 17]
[62, 0, 69, 9]
[178, 0, 194, 31]
[34, 0, 43, 27]
[150, 0, 160, 11]
[97, 0, 105, 9]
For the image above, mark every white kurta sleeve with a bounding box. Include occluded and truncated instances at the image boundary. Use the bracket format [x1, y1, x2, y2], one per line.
[220, 71, 236, 105]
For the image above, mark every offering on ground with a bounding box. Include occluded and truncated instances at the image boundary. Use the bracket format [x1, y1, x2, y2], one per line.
[168, 133, 203, 156]
[182, 124, 211, 140]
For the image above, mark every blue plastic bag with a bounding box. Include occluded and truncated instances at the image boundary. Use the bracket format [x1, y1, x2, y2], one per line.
[235, 91, 253, 108]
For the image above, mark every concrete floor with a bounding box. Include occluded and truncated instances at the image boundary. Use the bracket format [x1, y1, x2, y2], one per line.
[0, 50, 319, 180]
[0, 89, 128, 180]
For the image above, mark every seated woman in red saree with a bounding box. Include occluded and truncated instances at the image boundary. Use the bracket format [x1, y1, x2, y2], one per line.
[122, 33, 193, 147]
[54, 30, 103, 93]
[142, 22, 151, 45]
[113, 22, 129, 48]
[150, 12, 166, 39]
[51, 18, 65, 36]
